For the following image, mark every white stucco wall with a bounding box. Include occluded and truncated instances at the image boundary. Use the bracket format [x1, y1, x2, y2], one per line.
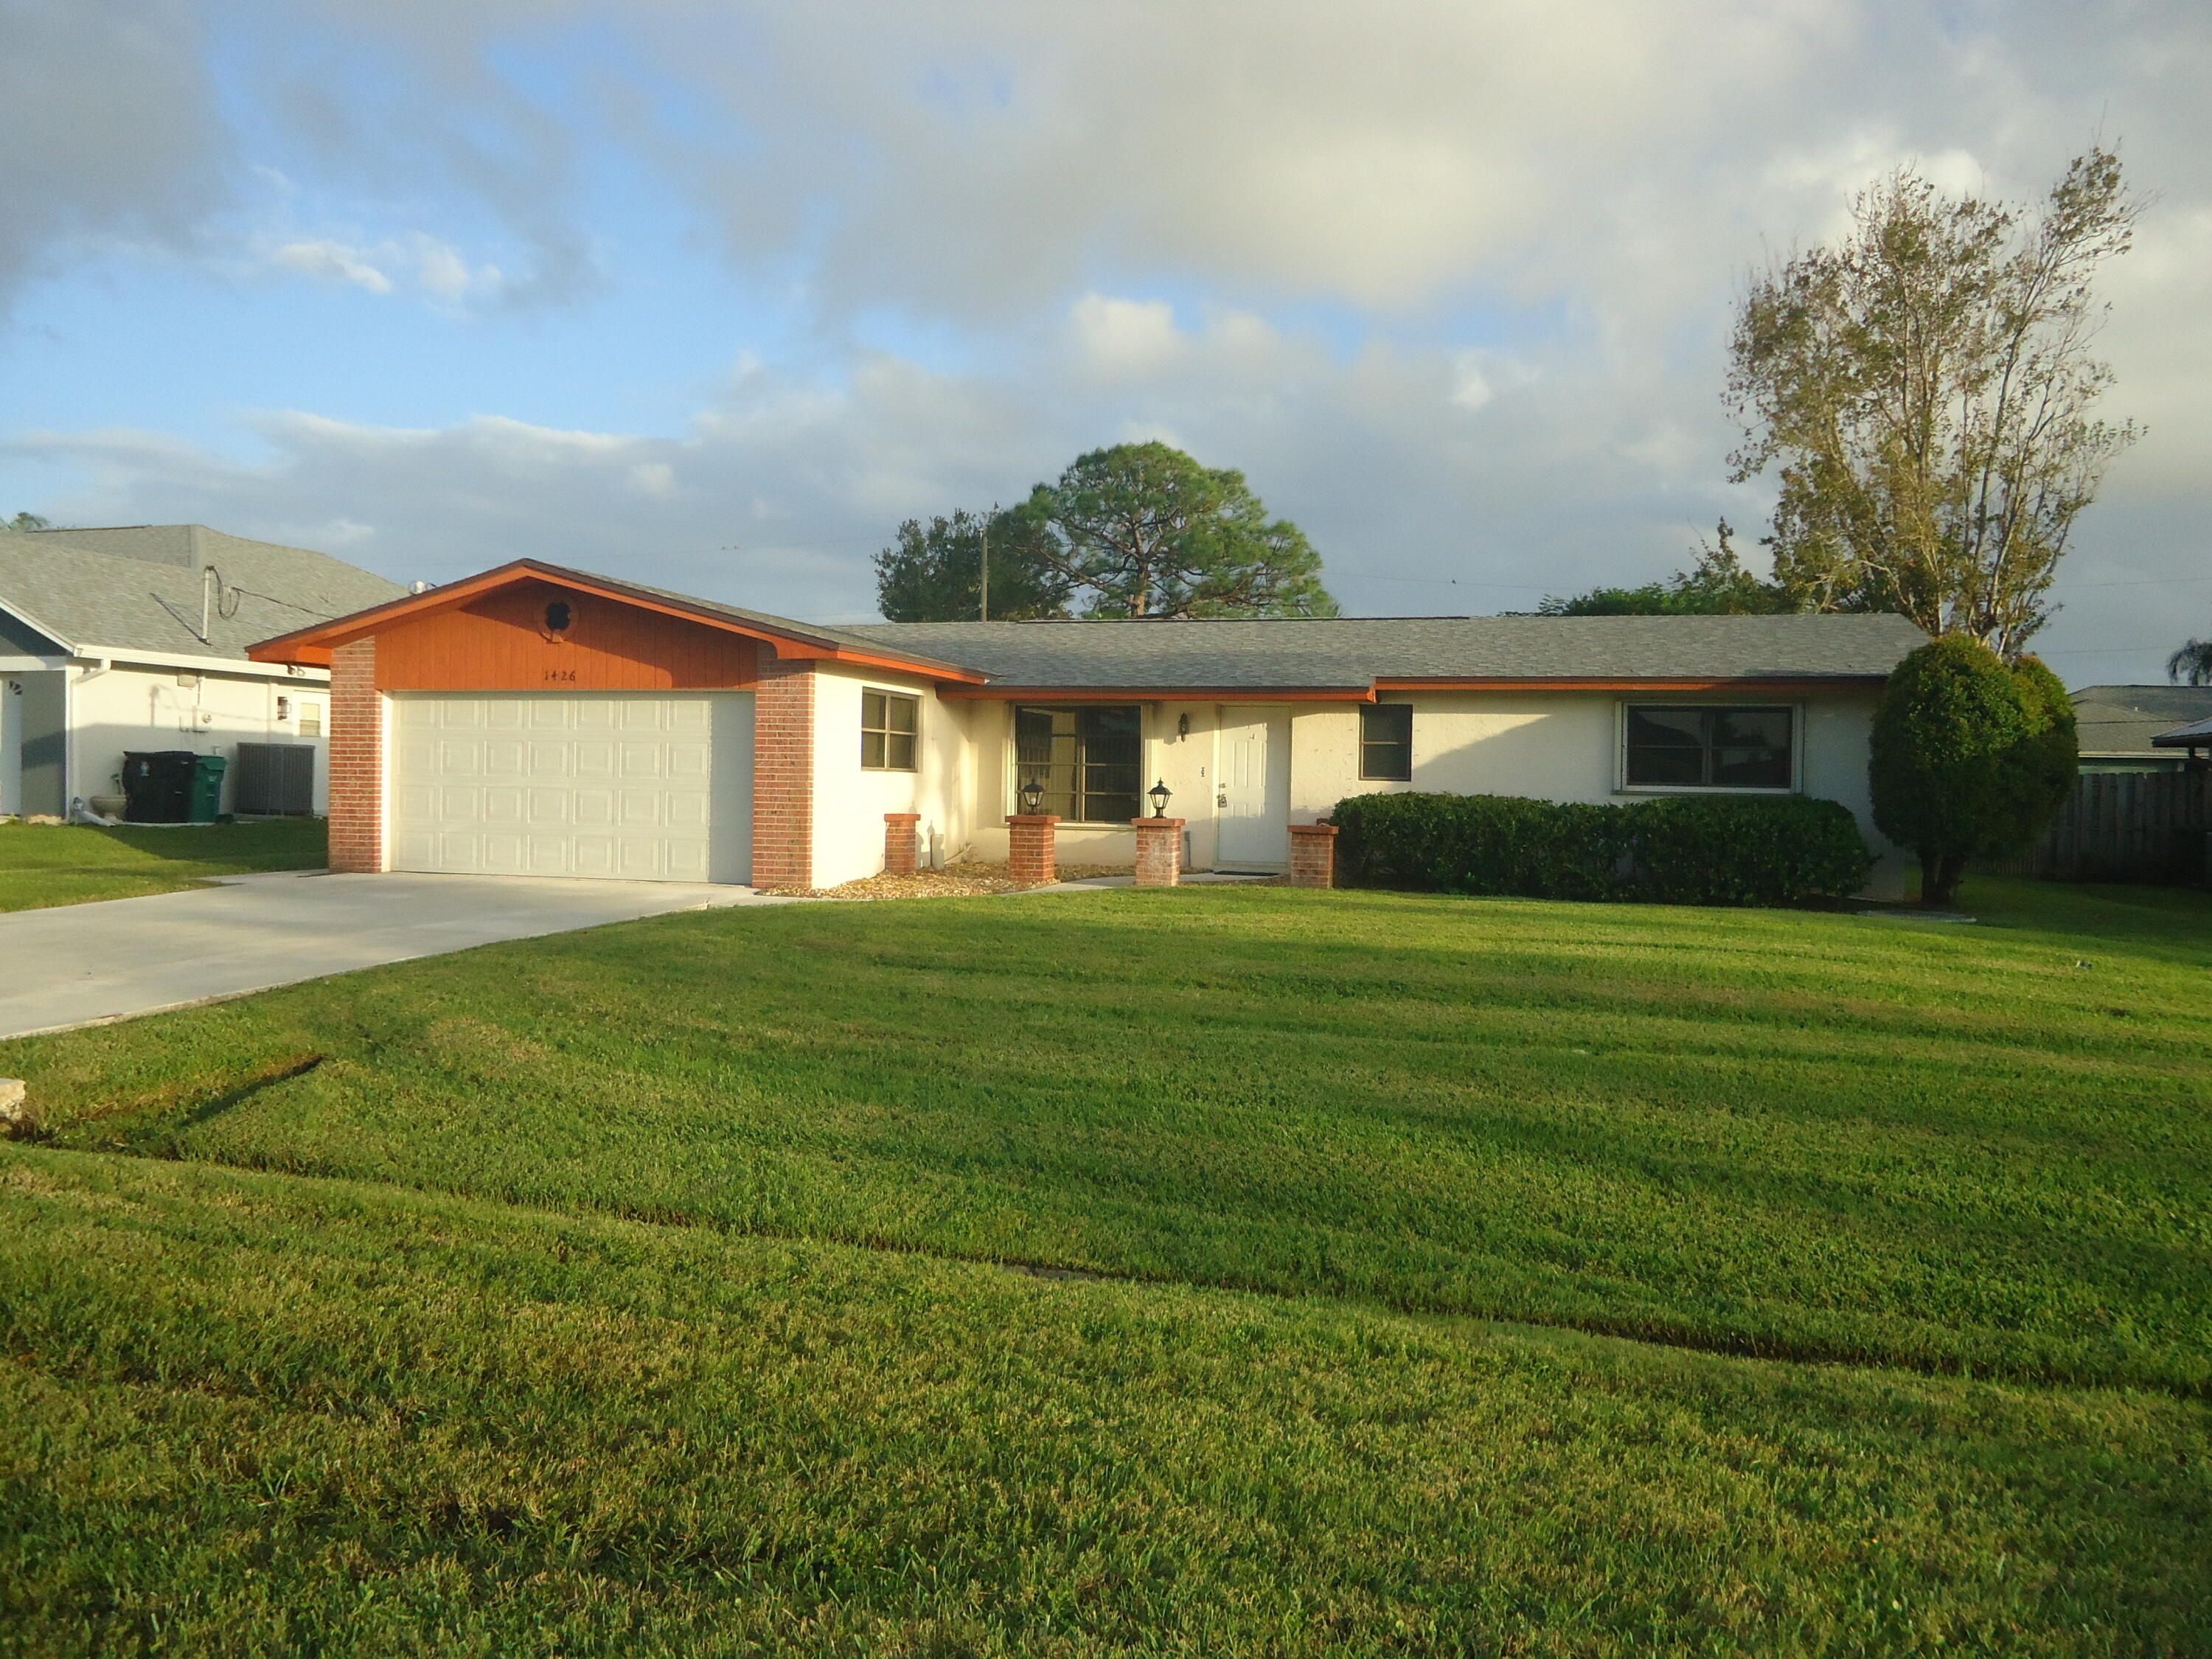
[807, 665, 984, 887]
[64, 661, 331, 815]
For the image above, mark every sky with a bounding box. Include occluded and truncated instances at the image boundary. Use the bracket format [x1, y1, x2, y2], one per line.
[1, 0, 2206, 686]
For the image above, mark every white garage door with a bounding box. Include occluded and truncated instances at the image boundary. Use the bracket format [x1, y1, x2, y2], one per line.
[389, 692, 752, 883]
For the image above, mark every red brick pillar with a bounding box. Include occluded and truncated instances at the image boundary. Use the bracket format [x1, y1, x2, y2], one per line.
[1288, 821, 1338, 888]
[884, 812, 921, 876]
[751, 658, 815, 889]
[327, 637, 383, 874]
[1131, 817, 1184, 886]
[1006, 815, 1058, 884]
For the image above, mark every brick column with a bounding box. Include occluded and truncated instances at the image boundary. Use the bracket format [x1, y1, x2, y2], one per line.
[1006, 814, 1058, 884]
[1287, 821, 1338, 888]
[327, 637, 383, 874]
[1131, 817, 1184, 886]
[752, 658, 815, 890]
[884, 812, 921, 876]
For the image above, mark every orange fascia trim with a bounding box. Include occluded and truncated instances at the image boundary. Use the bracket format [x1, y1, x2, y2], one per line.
[1371, 676, 1888, 694]
[937, 685, 1376, 703]
[246, 560, 987, 684]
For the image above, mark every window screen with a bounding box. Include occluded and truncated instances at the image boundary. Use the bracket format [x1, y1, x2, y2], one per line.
[1624, 706, 1792, 789]
[862, 689, 919, 771]
[1014, 706, 1141, 822]
[1360, 703, 1413, 780]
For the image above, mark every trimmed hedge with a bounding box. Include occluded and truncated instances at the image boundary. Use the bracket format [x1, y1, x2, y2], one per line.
[1332, 791, 1874, 906]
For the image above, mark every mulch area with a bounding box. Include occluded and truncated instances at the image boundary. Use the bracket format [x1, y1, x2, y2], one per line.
[767, 861, 1132, 900]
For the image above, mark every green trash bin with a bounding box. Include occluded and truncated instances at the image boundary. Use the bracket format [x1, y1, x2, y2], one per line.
[189, 754, 229, 823]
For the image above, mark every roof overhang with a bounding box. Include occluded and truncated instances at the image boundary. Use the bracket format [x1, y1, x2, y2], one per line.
[938, 684, 1375, 703]
[2152, 719, 2212, 748]
[246, 559, 990, 684]
[1372, 675, 1892, 694]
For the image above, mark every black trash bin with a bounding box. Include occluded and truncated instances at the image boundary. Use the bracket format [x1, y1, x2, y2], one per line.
[121, 751, 198, 823]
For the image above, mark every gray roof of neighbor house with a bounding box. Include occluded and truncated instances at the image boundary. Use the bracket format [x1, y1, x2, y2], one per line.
[841, 612, 1929, 689]
[2070, 685, 2212, 757]
[0, 525, 409, 664]
[2152, 715, 2212, 749]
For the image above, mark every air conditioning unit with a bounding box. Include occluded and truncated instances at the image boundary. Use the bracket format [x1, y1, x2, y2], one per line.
[234, 742, 314, 815]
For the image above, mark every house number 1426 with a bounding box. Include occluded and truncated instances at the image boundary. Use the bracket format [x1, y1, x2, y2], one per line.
[543, 669, 577, 683]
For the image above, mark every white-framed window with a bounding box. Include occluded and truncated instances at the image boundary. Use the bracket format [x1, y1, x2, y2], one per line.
[299, 702, 323, 737]
[1618, 703, 1798, 793]
[861, 689, 919, 771]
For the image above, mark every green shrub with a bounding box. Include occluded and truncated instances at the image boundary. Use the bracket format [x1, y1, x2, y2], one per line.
[1870, 636, 2075, 906]
[1332, 791, 1872, 905]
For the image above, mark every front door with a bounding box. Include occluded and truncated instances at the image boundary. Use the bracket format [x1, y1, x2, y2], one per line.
[1217, 706, 1290, 869]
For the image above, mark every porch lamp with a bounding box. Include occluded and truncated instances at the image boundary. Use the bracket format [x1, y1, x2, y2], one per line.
[1147, 779, 1172, 818]
[1018, 776, 1046, 815]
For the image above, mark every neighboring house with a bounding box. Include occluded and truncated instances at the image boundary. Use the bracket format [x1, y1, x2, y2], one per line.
[1, 525, 408, 818]
[249, 559, 1927, 896]
[2070, 685, 2212, 773]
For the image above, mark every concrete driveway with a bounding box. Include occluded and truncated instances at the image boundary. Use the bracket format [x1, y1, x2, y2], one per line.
[0, 871, 786, 1040]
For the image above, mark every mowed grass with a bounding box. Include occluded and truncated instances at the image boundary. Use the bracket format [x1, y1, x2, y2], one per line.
[5, 1148, 2209, 1657]
[0, 818, 327, 911]
[12, 877, 2211, 1394]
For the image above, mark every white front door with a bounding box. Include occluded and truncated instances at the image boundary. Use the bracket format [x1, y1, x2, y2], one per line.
[389, 691, 753, 883]
[1217, 706, 1290, 869]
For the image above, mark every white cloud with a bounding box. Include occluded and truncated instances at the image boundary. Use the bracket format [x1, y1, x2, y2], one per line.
[1070, 294, 1184, 380]
[271, 238, 395, 293]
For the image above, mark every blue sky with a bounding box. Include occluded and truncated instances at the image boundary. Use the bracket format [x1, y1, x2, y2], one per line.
[3, 0, 2208, 684]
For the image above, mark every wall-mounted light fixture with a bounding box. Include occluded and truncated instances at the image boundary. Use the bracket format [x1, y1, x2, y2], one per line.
[1176, 712, 1190, 739]
[1148, 779, 1172, 817]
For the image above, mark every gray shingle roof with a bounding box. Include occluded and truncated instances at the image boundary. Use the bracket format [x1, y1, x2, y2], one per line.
[2071, 685, 2212, 757]
[841, 612, 1929, 688]
[0, 526, 409, 664]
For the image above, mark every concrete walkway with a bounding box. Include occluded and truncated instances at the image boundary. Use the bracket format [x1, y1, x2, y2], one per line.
[0, 871, 787, 1040]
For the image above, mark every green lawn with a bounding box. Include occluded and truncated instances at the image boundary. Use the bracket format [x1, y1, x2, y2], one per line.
[4, 876, 2210, 1652]
[0, 818, 327, 911]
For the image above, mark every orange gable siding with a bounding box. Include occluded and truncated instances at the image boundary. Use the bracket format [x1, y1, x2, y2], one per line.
[372, 579, 762, 692]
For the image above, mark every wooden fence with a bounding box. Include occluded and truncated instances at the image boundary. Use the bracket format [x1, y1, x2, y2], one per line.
[1989, 770, 2211, 885]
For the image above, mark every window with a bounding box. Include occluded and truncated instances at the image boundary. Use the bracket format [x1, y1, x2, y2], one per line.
[1360, 703, 1413, 780]
[1015, 705, 1141, 822]
[1624, 705, 1793, 790]
[298, 703, 322, 737]
[862, 689, 919, 770]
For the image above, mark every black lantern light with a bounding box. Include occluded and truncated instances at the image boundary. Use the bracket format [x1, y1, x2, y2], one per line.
[1147, 779, 1172, 818]
[1019, 776, 1046, 815]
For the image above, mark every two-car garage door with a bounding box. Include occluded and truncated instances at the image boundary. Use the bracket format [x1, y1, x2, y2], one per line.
[389, 692, 752, 883]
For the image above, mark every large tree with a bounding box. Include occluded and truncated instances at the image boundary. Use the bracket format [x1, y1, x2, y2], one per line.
[1036, 442, 1335, 619]
[874, 506, 1069, 623]
[877, 443, 1336, 622]
[1728, 149, 2140, 658]
[5, 512, 50, 533]
[1540, 521, 1788, 616]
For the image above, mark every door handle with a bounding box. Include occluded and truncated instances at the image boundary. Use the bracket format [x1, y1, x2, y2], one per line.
[1217, 791, 1228, 808]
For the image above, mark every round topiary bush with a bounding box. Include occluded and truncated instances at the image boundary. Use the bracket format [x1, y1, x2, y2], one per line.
[1870, 635, 2073, 907]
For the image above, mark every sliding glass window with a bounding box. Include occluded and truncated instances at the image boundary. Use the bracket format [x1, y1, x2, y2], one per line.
[1013, 706, 1142, 823]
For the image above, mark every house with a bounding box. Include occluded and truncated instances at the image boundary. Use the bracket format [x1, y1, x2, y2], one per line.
[0, 524, 409, 819]
[2070, 685, 2212, 773]
[247, 558, 1927, 896]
